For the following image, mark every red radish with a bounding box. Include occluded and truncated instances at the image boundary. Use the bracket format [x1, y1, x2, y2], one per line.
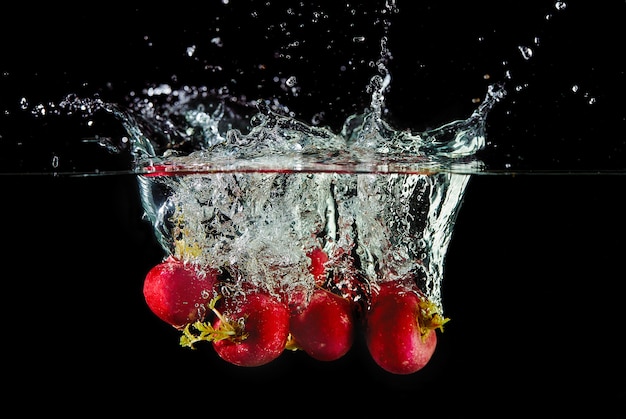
[365, 280, 448, 374]
[210, 291, 291, 367]
[143, 256, 219, 329]
[307, 247, 329, 285]
[288, 288, 356, 361]
[284, 247, 329, 314]
[142, 164, 195, 177]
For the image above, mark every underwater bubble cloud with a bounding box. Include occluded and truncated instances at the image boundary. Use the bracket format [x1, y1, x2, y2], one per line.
[130, 71, 496, 373]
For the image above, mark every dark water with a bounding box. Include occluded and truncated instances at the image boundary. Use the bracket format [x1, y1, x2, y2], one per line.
[4, 174, 624, 414]
[1, 2, 624, 414]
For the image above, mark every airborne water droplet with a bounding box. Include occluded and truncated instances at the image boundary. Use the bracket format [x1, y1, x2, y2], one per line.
[518, 45, 533, 60]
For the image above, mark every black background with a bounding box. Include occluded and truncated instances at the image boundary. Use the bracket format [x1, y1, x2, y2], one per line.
[1, 1, 625, 415]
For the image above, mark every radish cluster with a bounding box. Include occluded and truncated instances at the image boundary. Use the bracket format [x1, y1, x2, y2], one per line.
[143, 248, 448, 374]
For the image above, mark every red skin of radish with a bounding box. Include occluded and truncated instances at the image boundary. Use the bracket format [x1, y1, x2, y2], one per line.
[307, 247, 329, 285]
[287, 247, 329, 314]
[143, 256, 219, 329]
[212, 292, 291, 367]
[289, 288, 356, 361]
[365, 281, 437, 374]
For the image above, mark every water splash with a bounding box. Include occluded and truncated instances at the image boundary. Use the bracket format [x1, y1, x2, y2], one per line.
[119, 67, 505, 314]
[36, 30, 506, 315]
[43, 69, 504, 176]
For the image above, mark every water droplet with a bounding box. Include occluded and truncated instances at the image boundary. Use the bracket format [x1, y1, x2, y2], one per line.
[186, 45, 196, 57]
[146, 84, 173, 97]
[285, 76, 297, 87]
[52, 155, 59, 168]
[34, 103, 46, 116]
[311, 112, 325, 126]
[571, 84, 579, 93]
[555, 1, 567, 11]
[518, 45, 533, 60]
[385, 0, 398, 12]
